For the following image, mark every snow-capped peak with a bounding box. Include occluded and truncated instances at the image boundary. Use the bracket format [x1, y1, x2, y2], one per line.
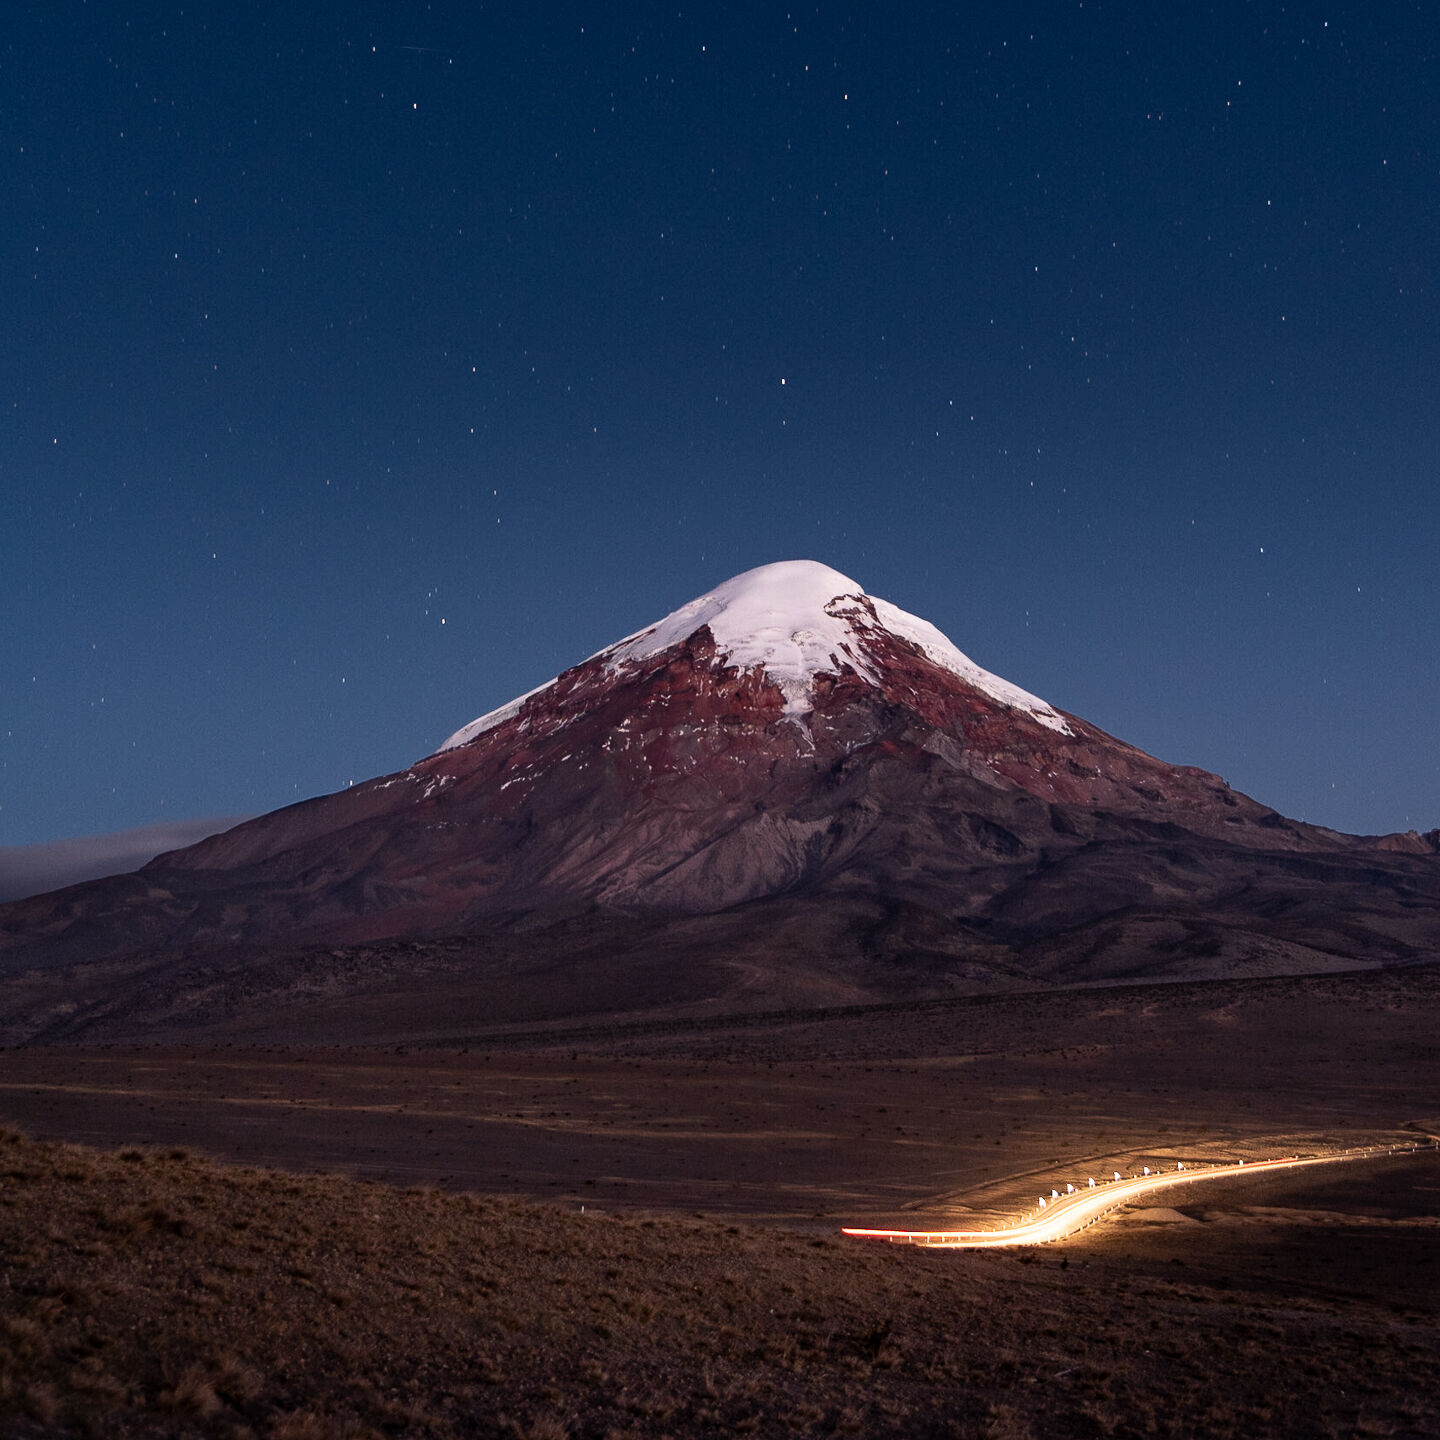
[602, 560, 874, 718]
[437, 559, 1070, 752]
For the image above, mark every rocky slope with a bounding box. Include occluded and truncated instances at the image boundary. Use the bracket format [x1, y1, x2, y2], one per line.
[2, 561, 1436, 1042]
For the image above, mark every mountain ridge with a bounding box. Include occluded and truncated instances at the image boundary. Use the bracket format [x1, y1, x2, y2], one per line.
[2, 559, 1436, 1043]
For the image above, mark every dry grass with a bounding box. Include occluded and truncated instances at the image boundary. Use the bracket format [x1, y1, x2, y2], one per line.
[0, 1124, 1435, 1438]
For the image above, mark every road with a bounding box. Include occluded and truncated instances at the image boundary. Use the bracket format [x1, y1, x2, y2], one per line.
[842, 1142, 1433, 1249]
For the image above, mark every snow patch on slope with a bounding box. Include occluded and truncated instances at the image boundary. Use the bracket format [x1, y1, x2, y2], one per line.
[868, 597, 1070, 732]
[436, 676, 554, 753]
[437, 560, 1070, 752]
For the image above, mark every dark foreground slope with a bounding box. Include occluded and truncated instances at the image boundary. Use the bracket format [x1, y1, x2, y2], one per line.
[1, 1127, 1436, 1440]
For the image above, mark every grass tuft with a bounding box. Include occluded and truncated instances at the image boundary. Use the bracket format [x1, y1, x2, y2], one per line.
[157, 1363, 223, 1417]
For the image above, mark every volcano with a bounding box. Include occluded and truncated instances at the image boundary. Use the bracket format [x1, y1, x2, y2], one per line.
[3, 560, 1437, 1043]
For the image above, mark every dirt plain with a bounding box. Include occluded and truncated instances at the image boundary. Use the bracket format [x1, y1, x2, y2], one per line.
[1, 963, 1438, 1436]
[2, 965, 1436, 1227]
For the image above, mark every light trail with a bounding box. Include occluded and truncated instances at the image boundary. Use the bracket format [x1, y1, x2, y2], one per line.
[842, 1142, 1434, 1249]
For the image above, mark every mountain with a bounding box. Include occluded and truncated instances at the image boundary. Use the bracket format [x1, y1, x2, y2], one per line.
[2, 560, 1437, 1043]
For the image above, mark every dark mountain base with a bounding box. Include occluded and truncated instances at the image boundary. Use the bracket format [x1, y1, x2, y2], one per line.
[4, 853, 1437, 1047]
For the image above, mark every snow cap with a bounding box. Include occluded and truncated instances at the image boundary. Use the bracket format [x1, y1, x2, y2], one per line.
[438, 559, 1069, 751]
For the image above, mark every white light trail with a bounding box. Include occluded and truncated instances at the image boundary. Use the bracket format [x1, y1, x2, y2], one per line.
[842, 1143, 1431, 1249]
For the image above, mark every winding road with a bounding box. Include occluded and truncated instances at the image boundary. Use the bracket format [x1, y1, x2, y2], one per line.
[842, 1142, 1434, 1249]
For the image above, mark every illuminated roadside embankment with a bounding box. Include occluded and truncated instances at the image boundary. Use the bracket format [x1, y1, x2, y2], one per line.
[842, 1142, 1433, 1249]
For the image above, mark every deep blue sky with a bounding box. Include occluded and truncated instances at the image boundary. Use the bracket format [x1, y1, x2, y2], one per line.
[3, 1, 1437, 857]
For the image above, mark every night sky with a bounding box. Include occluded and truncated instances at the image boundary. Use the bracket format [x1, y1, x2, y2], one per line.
[3, 3, 1438, 881]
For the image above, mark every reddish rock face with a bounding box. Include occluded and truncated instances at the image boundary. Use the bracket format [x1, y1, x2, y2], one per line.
[1, 562, 1436, 1042]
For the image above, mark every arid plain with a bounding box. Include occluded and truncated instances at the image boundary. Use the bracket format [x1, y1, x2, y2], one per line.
[4, 966, 1436, 1225]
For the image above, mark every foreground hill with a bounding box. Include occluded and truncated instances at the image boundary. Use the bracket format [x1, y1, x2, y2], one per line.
[2, 561, 1436, 1043]
[1, 1127, 1436, 1439]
